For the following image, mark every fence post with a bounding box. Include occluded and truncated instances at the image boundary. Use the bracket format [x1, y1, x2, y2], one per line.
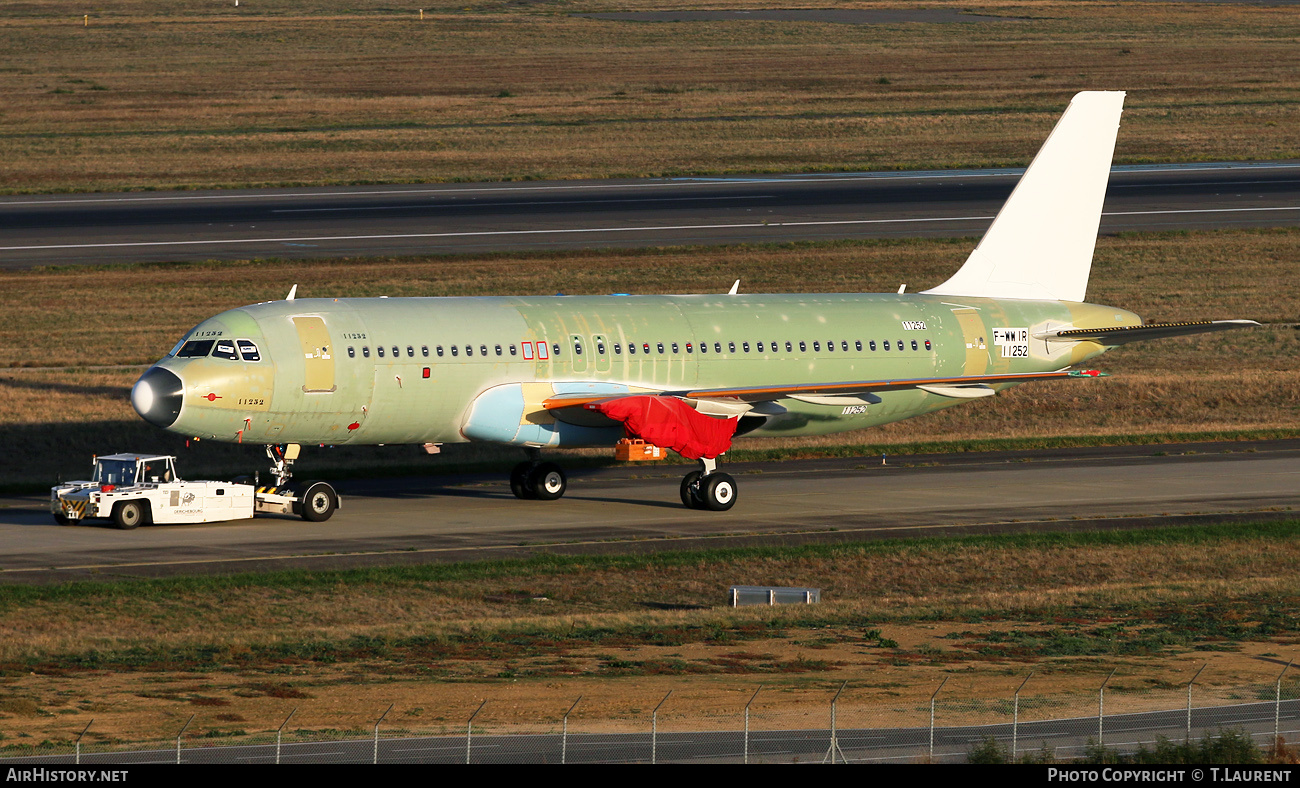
[929, 676, 948, 763]
[466, 700, 487, 765]
[822, 681, 848, 763]
[651, 690, 672, 764]
[275, 707, 297, 764]
[1276, 659, 1294, 744]
[744, 685, 763, 764]
[175, 714, 194, 765]
[562, 696, 582, 765]
[1013, 671, 1034, 760]
[1098, 669, 1117, 747]
[373, 703, 393, 764]
[74, 719, 93, 765]
[1186, 663, 1207, 740]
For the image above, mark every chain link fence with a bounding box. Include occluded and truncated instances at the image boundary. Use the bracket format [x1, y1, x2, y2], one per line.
[7, 673, 1300, 764]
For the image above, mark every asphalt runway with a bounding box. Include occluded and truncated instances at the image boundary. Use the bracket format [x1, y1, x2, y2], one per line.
[4, 162, 1300, 268]
[4, 439, 1298, 584]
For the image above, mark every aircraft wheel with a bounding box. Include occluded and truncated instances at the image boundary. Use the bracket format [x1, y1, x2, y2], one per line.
[680, 471, 704, 509]
[528, 462, 567, 501]
[702, 473, 737, 512]
[510, 462, 537, 500]
[297, 481, 338, 522]
[112, 500, 147, 530]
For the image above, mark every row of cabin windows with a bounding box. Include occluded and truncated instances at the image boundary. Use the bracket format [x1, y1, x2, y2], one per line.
[575, 338, 932, 355]
[345, 338, 932, 360]
[346, 343, 559, 359]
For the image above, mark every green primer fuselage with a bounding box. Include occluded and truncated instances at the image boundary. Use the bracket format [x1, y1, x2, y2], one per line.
[154, 293, 1138, 448]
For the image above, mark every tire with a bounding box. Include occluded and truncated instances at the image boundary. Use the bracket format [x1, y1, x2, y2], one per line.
[112, 500, 147, 530]
[510, 461, 537, 500]
[527, 462, 567, 501]
[679, 471, 703, 509]
[702, 473, 737, 512]
[297, 481, 338, 522]
[53, 512, 72, 526]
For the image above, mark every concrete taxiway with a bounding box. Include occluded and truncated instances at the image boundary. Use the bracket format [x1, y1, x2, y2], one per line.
[1, 439, 1297, 584]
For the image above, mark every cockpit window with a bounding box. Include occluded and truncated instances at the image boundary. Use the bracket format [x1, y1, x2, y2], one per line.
[212, 340, 239, 360]
[236, 339, 261, 362]
[176, 340, 215, 358]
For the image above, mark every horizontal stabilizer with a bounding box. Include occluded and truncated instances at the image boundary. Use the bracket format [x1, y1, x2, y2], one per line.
[1038, 319, 1259, 345]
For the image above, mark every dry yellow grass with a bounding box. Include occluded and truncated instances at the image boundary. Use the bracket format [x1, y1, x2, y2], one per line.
[1, 529, 1298, 745]
[2, 2, 1298, 192]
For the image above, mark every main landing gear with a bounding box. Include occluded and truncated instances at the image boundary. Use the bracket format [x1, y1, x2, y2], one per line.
[507, 451, 735, 511]
[509, 451, 568, 501]
[679, 457, 737, 511]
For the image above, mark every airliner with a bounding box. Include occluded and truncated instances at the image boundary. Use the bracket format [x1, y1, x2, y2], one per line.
[129, 91, 1255, 513]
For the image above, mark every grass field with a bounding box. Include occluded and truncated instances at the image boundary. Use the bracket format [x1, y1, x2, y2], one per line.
[0, 522, 1298, 747]
[2, 1, 1299, 192]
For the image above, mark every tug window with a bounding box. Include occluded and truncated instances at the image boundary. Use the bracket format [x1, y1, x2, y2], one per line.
[236, 339, 261, 361]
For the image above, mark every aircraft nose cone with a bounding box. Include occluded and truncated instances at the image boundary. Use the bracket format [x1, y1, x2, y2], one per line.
[132, 367, 184, 428]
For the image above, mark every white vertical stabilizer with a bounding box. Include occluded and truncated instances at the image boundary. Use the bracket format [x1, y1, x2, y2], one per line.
[922, 91, 1125, 303]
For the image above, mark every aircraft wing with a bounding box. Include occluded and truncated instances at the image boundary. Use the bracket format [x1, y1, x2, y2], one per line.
[1036, 319, 1259, 345]
[542, 369, 1105, 411]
